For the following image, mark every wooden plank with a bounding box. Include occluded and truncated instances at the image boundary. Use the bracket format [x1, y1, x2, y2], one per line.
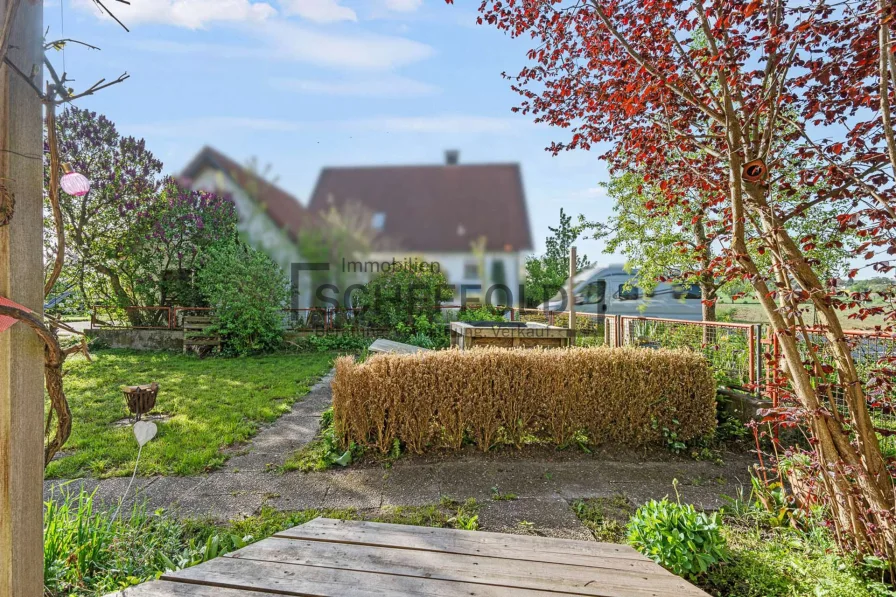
[162, 556, 579, 597]
[369, 338, 431, 354]
[275, 519, 658, 570]
[226, 536, 705, 597]
[105, 580, 277, 597]
[0, 1, 48, 596]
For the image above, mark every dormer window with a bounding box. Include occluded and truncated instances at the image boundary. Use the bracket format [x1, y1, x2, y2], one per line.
[371, 212, 386, 231]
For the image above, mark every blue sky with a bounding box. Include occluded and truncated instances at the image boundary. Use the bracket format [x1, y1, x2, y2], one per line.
[45, 0, 621, 262]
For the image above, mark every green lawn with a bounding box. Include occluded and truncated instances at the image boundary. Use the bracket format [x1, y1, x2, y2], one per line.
[46, 350, 334, 479]
[718, 299, 889, 330]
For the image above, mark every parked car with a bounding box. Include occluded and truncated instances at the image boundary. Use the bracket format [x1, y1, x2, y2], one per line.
[537, 264, 703, 321]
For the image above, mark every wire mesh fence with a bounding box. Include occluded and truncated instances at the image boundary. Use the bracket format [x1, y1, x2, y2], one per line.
[768, 329, 896, 438]
[619, 316, 758, 389]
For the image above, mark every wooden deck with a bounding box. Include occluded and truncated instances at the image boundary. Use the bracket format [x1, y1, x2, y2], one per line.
[110, 518, 710, 597]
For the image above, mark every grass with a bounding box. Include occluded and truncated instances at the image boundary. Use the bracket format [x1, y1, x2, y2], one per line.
[572, 494, 891, 597]
[571, 496, 633, 543]
[45, 488, 479, 597]
[47, 350, 334, 479]
[718, 298, 890, 330]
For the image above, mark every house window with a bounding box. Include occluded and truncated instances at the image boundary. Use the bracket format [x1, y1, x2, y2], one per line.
[617, 284, 640, 300]
[371, 212, 386, 231]
[464, 262, 479, 280]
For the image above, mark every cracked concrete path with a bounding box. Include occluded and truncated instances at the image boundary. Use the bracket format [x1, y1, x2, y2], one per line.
[45, 370, 758, 539]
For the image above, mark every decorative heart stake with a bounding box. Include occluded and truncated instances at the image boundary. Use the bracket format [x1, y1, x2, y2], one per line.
[133, 421, 158, 447]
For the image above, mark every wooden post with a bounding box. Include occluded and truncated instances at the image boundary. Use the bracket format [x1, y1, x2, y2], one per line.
[568, 246, 576, 346]
[1, 1, 45, 596]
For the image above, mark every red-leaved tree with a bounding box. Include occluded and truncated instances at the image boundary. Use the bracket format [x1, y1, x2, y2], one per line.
[450, 0, 896, 567]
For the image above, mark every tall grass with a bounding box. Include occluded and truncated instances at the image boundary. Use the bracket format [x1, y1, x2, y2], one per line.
[43, 487, 249, 596]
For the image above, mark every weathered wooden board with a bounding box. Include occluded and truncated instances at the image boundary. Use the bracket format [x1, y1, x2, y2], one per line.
[162, 556, 575, 597]
[275, 518, 660, 569]
[226, 536, 697, 597]
[113, 581, 273, 597]
[368, 338, 431, 354]
[106, 517, 711, 597]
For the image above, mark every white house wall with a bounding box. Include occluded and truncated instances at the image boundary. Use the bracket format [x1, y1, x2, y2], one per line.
[189, 168, 313, 310]
[360, 251, 527, 307]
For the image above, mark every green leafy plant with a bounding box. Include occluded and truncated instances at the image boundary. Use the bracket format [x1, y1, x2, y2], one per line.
[354, 266, 453, 331]
[282, 407, 364, 472]
[197, 241, 289, 355]
[523, 208, 589, 307]
[627, 485, 727, 578]
[490, 486, 518, 501]
[651, 415, 687, 454]
[287, 333, 372, 353]
[444, 498, 480, 531]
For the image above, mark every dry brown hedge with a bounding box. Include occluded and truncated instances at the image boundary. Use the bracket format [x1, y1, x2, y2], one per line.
[332, 346, 716, 454]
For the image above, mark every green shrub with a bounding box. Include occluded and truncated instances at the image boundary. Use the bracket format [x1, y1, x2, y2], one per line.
[393, 313, 450, 349]
[627, 497, 727, 579]
[457, 305, 506, 322]
[288, 333, 372, 353]
[197, 241, 289, 355]
[354, 266, 453, 332]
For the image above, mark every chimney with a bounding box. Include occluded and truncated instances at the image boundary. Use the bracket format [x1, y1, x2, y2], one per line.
[445, 150, 459, 166]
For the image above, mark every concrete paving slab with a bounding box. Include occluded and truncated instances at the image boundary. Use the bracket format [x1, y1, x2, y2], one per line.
[172, 492, 265, 521]
[381, 466, 442, 506]
[132, 476, 208, 511]
[44, 477, 156, 509]
[479, 496, 593, 541]
[322, 469, 384, 509]
[258, 473, 330, 511]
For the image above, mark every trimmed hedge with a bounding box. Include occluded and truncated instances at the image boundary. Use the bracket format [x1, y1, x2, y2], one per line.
[332, 347, 716, 453]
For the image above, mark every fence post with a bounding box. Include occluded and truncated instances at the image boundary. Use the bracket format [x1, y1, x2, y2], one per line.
[752, 324, 763, 398]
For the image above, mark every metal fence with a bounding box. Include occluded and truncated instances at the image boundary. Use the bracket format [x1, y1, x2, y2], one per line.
[617, 316, 760, 389]
[766, 328, 896, 437]
[91, 304, 894, 434]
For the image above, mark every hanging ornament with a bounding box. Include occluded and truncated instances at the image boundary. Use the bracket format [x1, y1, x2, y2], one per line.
[60, 163, 90, 197]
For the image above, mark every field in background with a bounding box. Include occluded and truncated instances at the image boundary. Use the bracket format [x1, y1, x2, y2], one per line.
[718, 299, 890, 330]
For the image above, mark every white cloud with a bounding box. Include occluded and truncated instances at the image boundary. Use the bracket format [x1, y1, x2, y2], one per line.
[261, 20, 433, 70]
[74, 0, 277, 29]
[352, 115, 517, 134]
[569, 186, 607, 199]
[280, 0, 357, 22]
[384, 0, 423, 12]
[270, 75, 438, 97]
[126, 23, 433, 71]
[128, 117, 304, 138]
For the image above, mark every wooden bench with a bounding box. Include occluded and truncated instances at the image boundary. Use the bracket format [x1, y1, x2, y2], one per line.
[182, 315, 221, 354]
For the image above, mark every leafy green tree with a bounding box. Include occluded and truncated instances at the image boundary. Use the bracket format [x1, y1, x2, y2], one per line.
[46, 108, 237, 324]
[197, 241, 289, 355]
[354, 266, 454, 331]
[524, 209, 589, 308]
[589, 169, 856, 321]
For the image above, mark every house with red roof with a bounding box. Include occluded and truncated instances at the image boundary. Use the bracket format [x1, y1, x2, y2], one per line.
[182, 148, 533, 308]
